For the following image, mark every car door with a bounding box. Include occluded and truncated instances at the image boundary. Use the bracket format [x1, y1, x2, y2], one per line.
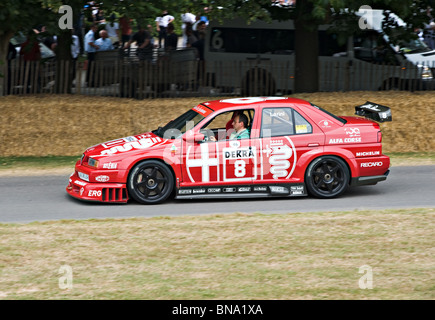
[253, 105, 323, 185]
[181, 109, 256, 188]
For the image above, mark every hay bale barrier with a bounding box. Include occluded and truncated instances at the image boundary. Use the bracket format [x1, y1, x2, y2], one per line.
[0, 92, 434, 157]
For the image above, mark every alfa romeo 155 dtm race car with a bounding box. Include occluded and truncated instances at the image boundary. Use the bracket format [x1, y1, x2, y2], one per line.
[66, 97, 392, 204]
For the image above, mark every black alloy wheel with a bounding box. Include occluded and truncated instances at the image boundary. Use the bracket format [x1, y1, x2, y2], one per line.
[305, 156, 350, 198]
[127, 160, 174, 204]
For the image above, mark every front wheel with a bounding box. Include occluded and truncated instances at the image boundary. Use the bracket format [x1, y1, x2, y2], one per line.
[305, 156, 350, 199]
[127, 160, 174, 204]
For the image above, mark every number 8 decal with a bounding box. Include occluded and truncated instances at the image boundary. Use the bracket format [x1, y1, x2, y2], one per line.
[234, 160, 246, 177]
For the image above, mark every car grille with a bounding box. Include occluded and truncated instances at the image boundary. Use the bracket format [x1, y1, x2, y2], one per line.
[102, 187, 128, 202]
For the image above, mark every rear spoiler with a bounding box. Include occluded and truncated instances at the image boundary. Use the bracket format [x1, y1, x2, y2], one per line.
[355, 101, 392, 122]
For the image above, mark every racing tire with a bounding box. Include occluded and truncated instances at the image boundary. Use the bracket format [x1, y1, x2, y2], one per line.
[127, 160, 174, 204]
[305, 156, 350, 199]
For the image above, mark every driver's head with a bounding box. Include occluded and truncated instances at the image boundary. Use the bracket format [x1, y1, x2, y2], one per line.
[232, 113, 248, 132]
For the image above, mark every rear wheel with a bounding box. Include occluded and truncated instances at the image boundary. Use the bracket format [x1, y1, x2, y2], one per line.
[305, 156, 350, 198]
[127, 160, 174, 204]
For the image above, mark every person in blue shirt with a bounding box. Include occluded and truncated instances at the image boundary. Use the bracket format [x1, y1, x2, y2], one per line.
[95, 30, 114, 51]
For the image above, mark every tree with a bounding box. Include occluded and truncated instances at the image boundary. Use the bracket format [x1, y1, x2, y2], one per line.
[196, 0, 434, 93]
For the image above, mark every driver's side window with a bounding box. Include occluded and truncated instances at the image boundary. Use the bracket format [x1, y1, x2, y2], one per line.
[201, 109, 254, 141]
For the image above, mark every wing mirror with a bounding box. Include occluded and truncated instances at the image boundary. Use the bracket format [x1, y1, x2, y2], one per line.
[183, 130, 205, 143]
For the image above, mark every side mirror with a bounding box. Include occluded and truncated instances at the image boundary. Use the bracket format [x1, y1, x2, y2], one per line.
[183, 130, 205, 143]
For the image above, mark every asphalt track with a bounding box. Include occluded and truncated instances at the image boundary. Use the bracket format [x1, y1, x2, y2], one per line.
[0, 165, 433, 223]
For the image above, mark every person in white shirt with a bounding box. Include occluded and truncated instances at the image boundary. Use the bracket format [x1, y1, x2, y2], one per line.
[95, 30, 114, 51]
[105, 14, 120, 47]
[155, 10, 174, 48]
[181, 11, 196, 47]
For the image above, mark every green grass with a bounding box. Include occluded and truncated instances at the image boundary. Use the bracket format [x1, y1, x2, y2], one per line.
[0, 156, 80, 170]
[0, 208, 433, 300]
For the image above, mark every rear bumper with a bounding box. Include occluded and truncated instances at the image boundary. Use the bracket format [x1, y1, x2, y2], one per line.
[350, 169, 390, 186]
[66, 172, 128, 203]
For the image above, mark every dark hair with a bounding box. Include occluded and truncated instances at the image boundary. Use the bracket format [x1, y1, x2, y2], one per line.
[237, 113, 248, 128]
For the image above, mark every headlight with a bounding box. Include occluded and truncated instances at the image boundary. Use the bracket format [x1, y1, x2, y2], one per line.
[418, 65, 433, 80]
[88, 157, 99, 168]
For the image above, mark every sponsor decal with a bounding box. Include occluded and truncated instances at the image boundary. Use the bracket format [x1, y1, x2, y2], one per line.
[295, 124, 308, 134]
[74, 180, 87, 187]
[270, 186, 289, 194]
[193, 188, 206, 194]
[291, 186, 305, 195]
[360, 103, 381, 112]
[88, 190, 102, 197]
[356, 151, 380, 157]
[178, 189, 192, 194]
[95, 175, 110, 182]
[224, 147, 255, 160]
[361, 162, 383, 167]
[345, 128, 361, 138]
[329, 137, 362, 144]
[100, 137, 163, 156]
[238, 187, 251, 192]
[223, 187, 236, 193]
[208, 188, 221, 193]
[80, 187, 84, 196]
[103, 162, 118, 169]
[254, 186, 268, 192]
[269, 141, 293, 179]
[192, 105, 213, 117]
[318, 120, 332, 128]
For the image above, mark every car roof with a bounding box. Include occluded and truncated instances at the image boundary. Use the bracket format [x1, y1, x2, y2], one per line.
[201, 97, 312, 112]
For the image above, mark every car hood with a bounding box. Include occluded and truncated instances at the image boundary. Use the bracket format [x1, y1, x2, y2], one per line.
[84, 132, 169, 159]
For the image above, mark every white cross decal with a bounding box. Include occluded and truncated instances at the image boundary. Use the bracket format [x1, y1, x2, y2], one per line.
[186, 143, 219, 182]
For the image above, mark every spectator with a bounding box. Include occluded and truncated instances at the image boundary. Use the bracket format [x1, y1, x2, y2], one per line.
[19, 30, 41, 93]
[95, 30, 114, 51]
[84, 24, 99, 86]
[105, 14, 120, 48]
[185, 23, 198, 48]
[423, 7, 435, 50]
[125, 25, 153, 61]
[181, 10, 196, 47]
[155, 10, 174, 48]
[119, 15, 132, 49]
[164, 23, 178, 51]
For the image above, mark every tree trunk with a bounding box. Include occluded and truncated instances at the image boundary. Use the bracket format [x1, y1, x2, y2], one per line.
[55, 30, 73, 94]
[293, 0, 319, 93]
[0, 32, 14, 96]
[294, 20, 319, 93]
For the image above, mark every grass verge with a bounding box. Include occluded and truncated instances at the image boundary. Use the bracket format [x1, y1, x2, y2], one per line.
[0, 208, 433, 300]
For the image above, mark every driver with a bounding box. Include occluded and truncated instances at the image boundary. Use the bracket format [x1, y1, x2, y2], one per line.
[210, 113, 249, 141]
[229, 113, 250, 140]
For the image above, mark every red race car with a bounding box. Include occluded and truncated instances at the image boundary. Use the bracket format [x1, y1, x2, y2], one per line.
[67, 97, 392, 204]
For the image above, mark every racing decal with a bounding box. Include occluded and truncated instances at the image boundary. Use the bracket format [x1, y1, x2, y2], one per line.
[186, 143, 219, 182]
[318, 120, 332, 128]
[192, 105, 213, 117]
[177, 184, 306, 197]
[223, 145, 256, 182]
[220, 97, 286, 104]
[329, 128, 362, 144]
[361, 162, 383, 167]
[260, 137, 297, 180]
[88, 190, 102, 197]
[356, 151, 380, 157]
[103, 162, 118, 169]
[100, 136, 164, 156]
[95, 175, 110, 182]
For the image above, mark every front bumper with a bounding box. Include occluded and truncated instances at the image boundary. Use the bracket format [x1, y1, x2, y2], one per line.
[66, 171, 129, 203]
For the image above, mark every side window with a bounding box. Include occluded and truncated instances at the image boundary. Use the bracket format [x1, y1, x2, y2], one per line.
[261, 108, 312, 137]
[202, 109, 254, 140]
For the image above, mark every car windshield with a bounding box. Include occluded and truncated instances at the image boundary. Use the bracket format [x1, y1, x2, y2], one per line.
[398, 38, 431, 54]
[152, 109, 206, 139]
